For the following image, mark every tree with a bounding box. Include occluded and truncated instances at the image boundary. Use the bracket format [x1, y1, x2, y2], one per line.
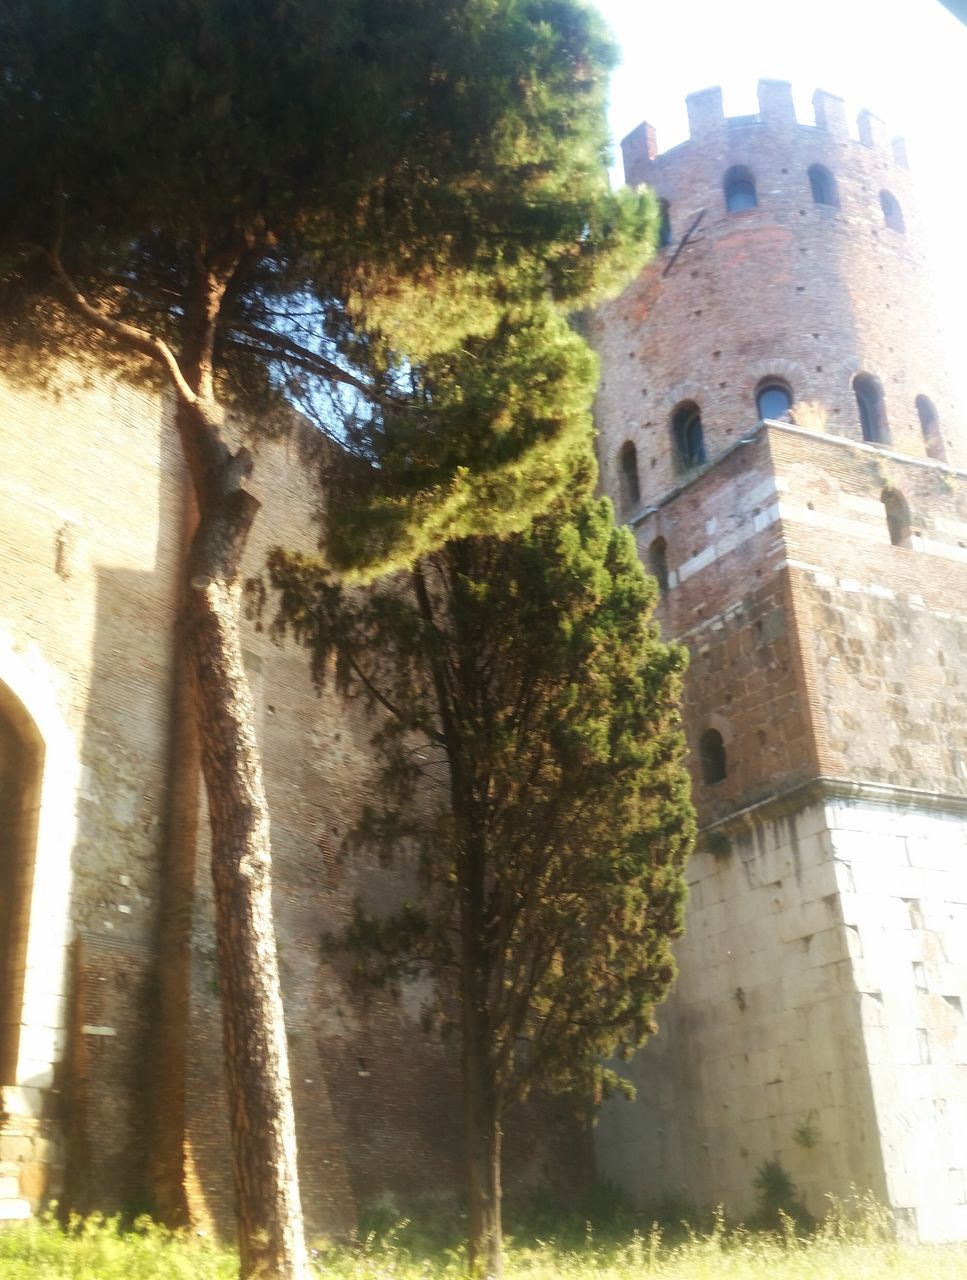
[0, 4, 653, 1276]
[271, 478, 696, 1277]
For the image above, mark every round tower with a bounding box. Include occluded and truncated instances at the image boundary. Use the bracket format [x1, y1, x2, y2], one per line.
[593, 79, 963, 513]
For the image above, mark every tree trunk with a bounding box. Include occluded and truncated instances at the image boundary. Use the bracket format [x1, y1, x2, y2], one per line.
[49, 248, 311, 1278]
[180, 399, 308, 1280]
[460, 821, 503, 1280]
[464, 1040, 503, 1280]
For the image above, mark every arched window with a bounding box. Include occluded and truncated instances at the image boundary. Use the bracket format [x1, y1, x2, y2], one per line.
[916, 394, 947, 463]
[672, 401, 707, 471]
[724, 166, 758, 212]
[756, 381, 793, 422]
[619, 441, 641, 511]
[853, 373, 890, 445]
[657, 199, 672, 249]
[648, 537, 669, 595]
[880, 190, 905, 233]
[699, 729, 727, 785]
[881, 487, 912, 548]
[808, 164, 838, 207]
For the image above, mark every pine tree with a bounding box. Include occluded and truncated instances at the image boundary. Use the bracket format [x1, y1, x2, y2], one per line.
[271, 475, 696, 1278]
[0, 5, 654, 1276]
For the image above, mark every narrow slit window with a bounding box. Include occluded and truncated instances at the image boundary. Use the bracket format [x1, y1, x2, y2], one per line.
[649, 537, 669, 595]
[672, 401, 707, 471]
[699, 729, 727, 784]
[619, 441, 641, 511]
[916, 395, 947, 463]
[882, 487, 912, 548]
[658, 199, 672, 249]
[808, 164, 838, 207]
[724, 166, 758, 212]
[880, 190, 905, 233]
[853, 373, 890, 445]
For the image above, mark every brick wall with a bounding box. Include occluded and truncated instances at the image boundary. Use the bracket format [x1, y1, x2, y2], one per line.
[0, 359, 586, 1233]
[593, 80, 963, 522]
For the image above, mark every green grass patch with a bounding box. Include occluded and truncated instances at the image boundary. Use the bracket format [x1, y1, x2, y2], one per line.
[1, 1205, 965, 1279]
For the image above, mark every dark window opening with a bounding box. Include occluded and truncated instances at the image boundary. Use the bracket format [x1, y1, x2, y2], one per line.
[699, 729, 727, 784]
[881, 487, 912, 548]
[672, 401, 707, 470]
[648, 537, 669, 595]
[854, 373, 890, 444]
[658, 199, 672, 249]
[808, 164, 838, 207]
[619, 441, 641, 511]
[724, 166, 758, 212]
[916, 394, 947, 463]
[756, 382, 793, 422]
[880, 190, 905, 233]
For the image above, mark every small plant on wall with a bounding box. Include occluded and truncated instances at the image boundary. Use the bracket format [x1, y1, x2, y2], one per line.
[792, 1111, 820, 1150]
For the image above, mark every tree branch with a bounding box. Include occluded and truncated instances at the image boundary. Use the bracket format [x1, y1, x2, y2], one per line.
[228, 322, 384, 402]
[46, 249, 198, 408]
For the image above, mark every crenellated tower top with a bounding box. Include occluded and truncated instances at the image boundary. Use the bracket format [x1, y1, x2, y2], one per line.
[621, 80, 910, 187]
[593, 79, 962, 513]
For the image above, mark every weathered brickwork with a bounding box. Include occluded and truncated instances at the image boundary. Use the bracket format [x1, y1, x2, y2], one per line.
[593, 80, 963, 518]
[593, 84, 967, 1241]
[0, 361, 582, 1233]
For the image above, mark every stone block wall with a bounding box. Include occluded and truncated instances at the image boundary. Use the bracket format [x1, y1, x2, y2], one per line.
[595, 801, 886, 1221]
[825, 799, 967, 1241]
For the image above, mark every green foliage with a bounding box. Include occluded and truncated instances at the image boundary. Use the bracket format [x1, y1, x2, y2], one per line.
[0, 0, 656, 576]
[791, 1112, 820, 1150]
[750, 1161, 813, 1234]
[273, 476, 696, 1111]
[2, 1204, 964, 1279]
[0, 1212, 235, 1280]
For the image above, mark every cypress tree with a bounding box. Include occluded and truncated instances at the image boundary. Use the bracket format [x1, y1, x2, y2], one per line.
[271, 476, 696, 1278]
[0, 5, 654, 1276]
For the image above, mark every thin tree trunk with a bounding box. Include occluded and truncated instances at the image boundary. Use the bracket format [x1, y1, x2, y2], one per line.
[460, 829, 503, 1280]
[180, 399, 308, 1280]
[414, 562, 504, 1280]
[463, 1028, 503, 1280]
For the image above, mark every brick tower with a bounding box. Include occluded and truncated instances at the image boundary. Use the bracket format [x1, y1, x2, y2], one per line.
[591, 81, 967, 1240]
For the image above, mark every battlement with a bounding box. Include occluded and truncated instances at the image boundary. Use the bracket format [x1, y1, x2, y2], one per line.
[622, 80, 909, 186]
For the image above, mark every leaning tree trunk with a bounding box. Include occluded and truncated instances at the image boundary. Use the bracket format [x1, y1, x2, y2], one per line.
[48, 247, 310, 1280]
[180, 397, 309, 1280]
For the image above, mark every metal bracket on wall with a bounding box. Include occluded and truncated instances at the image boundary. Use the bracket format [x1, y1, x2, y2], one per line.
[663, 208, 707, 277]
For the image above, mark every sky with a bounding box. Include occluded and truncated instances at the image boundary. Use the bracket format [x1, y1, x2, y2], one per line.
[591, 0, 967, 404]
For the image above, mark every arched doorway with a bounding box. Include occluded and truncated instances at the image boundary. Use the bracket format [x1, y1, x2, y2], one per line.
[0, 682, 44, 1085]
[0, 639, 78, 1215]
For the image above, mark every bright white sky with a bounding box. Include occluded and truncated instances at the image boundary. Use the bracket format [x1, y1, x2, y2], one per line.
[591, 0, 967, 403]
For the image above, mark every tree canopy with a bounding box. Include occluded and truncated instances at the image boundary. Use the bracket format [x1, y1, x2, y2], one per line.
[0, 0, 655, 574]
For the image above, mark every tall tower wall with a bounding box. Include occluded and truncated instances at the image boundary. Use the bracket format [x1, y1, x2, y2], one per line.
[591, 83, 967, 1241]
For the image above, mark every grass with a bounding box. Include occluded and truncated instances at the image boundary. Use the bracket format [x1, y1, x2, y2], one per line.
[1, 1203, 966, 1280]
